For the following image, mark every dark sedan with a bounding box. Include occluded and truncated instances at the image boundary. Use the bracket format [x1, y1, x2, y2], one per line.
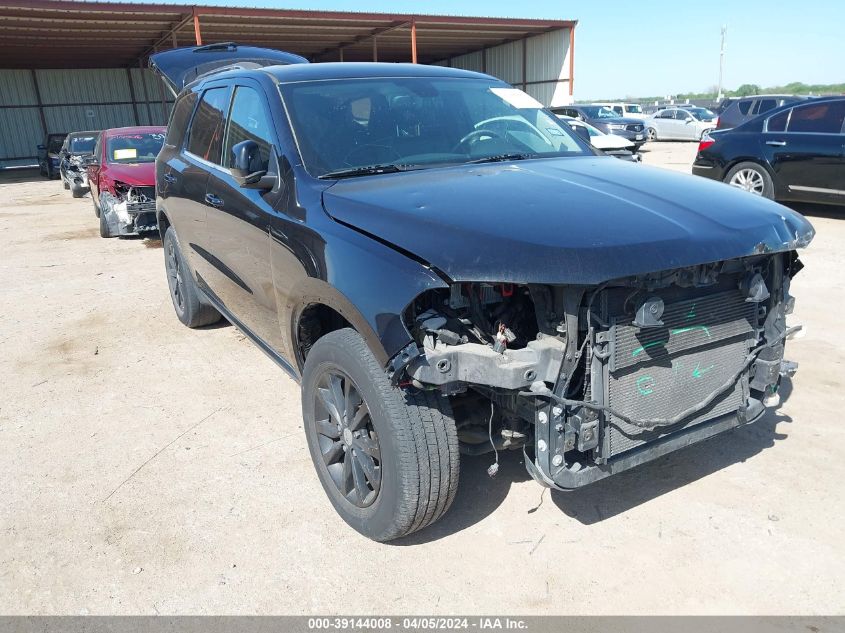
[551, 105, 646, 149]
[693, 97, 845, 206]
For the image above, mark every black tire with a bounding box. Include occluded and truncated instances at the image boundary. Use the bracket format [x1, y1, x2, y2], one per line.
[646, 127, 657, 141]
[71, 185, 84, 198]
[724, 161, 774, 199]
[99, 205, 114, 238]
[302, 328, 460, 542]
[62, 177, 70, 190]
[162, 226, 221, 328]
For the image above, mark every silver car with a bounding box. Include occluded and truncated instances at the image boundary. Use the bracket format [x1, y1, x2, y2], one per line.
[646, 107, 717, 141]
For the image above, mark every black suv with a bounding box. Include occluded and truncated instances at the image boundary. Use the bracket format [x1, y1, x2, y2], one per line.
[716, 95, 805, 130]
[152, 45, 813, 541]
[550, 105, 646, 149]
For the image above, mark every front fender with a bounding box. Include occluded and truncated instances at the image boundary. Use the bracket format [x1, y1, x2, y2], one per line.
[281, 220, 448, 372]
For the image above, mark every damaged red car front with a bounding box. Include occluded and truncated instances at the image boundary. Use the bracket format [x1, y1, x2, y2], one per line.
[87, 126, 165, 238]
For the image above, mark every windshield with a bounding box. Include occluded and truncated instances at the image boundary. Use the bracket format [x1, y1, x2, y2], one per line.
[105, 132, 165, 164]
[70, 135, 97, 154]
[47, 136, 65, 153]
[279, 78, 589, 177]
[687, 107, 716, 121]
[579, 106, 618, 119]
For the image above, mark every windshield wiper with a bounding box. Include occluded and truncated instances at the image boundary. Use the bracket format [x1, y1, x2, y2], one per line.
[466, 152, 535, 165]
[318, 163, 419, 179]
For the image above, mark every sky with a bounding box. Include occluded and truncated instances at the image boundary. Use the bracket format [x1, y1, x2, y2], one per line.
[148, 0, 844, 99]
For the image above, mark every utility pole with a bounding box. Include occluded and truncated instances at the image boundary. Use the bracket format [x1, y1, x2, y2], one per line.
[717, 25, 727, 100]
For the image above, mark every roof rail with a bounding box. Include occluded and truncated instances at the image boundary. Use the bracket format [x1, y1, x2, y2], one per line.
[192, 62, 264, 83]
[194, 42, 238, 53]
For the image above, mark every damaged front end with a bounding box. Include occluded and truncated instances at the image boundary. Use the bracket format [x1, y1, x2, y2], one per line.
[399, 252, 804, 489]
[101, 183, 158, 236]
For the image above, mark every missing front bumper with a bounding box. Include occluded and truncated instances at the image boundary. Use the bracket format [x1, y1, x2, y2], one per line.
[525, 399, 767, 490]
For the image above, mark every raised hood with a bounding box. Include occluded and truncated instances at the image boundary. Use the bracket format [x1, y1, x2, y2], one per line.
[149, 43, 308, 95]
[321, 157, 814, 284]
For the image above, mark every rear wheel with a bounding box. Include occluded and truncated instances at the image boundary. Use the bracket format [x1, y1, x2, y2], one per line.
[725, 161, 774, 198]
[162, 226, 221, 328]
[302, 328, 460, 542]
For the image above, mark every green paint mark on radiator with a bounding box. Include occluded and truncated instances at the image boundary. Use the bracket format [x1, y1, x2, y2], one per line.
[670, 324, 712, 338]
[632, 340, 668, 358]
[691, 362, 715, 378]
[636, 375, 655, 395]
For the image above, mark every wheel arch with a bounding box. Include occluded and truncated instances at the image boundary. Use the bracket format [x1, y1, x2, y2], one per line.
[289, 280, 389, 372]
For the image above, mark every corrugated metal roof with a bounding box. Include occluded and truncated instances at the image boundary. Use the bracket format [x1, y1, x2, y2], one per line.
[0, 0, 576, 67]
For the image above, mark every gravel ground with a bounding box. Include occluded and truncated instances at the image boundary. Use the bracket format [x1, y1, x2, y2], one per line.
[1, 142, 843, 615]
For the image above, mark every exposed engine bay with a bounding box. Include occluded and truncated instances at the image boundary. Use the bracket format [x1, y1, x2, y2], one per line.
[100, 184, 157, 236]
[400, 252, 803, 489]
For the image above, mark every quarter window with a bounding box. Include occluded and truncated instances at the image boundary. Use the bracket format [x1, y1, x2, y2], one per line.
[223, 86, 274, 171]
[767, 109, 789, 132]
[166, 91, 198, 147]
[186, 86, 230, 164]
[738, 100, 752, 115]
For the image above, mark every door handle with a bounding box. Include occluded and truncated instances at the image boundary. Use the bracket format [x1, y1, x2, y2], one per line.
[163, 173, 177, 183]
[765, 140, 787, 147]
[204, 193, 223, 207]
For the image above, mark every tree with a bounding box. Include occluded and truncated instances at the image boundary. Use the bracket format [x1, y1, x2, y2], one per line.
[734, 83, 761, 97]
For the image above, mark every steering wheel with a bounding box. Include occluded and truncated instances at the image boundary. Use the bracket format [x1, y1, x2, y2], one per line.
[451, 128, 505, 154]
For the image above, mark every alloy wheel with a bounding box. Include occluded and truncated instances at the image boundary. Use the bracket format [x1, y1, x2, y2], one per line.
[729, 168, 765, 195]
[165, 239, 185, 312]
[647, 127, 656, 141]
[312, 369, 381, 508]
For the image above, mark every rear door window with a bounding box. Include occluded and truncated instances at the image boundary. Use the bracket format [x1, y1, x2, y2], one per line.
[738, 100, 752, 115]
[186, 86, 231, 164]
[787, 101, 845, 134]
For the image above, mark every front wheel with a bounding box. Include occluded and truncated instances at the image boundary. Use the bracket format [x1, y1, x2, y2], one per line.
[302, 328, 460, 542]
[725, 161, 774, 198]
[646, 127, 657, 141]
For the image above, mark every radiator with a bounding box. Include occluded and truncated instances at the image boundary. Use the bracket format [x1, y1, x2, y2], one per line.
[604, 290, 758, 458]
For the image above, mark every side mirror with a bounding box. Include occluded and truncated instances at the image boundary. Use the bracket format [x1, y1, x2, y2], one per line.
[572, 126, 591, 142]
[231, 140, 276, 190]
[685, 117, 694, 123]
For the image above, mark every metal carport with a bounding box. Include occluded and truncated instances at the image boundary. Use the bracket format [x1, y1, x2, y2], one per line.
[0, 0, 577, 168]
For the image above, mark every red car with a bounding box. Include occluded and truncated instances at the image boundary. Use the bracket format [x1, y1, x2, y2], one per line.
[86, 126, 165, 238]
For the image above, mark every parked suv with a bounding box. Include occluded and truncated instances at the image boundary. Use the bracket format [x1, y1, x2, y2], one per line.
[716, 95, 805, 129]
[550, 105, 646, 149]
[592, 102, 646, 119]
[59, 130, 99, 198]
[37, 132, 67, 179]
[152, 45, 813, 542]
